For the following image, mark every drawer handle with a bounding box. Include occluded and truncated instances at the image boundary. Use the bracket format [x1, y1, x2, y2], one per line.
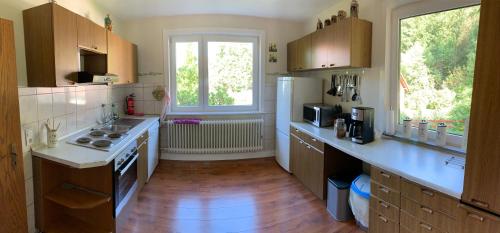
[467, 213, 485, 222]
[471, 199, 490, 208]
[379, 187, 390, 194]
[311, 138, 317, 142]
[330, 64, 335, 67]
[299, 140, 304, 144]
[420, 223, 432, 231]
[295, 129, 300, 132]
[421, 189, 434, 197]
[380, 172, 391, 179]
[379, 201, 389, 208]
[421, 206, 433, 214]
[321, 64, 326, 67]
[378, 215, 388, 223]
[306, 145, 311, 149]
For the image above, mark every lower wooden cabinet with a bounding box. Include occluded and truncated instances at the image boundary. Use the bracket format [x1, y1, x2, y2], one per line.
[457, 204, 500, 233]
[137, 132, 149, 191]
[290, 133, 325, 199]
[370, 209, 400, 233]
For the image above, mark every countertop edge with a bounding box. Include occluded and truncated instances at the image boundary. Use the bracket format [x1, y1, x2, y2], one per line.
[31, 116, 160, 169]
[290, 122, 463, 199]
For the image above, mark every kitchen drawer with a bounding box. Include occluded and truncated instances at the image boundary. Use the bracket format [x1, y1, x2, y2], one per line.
[290, 126, 304, 138]
[400, 211, 445, 233]
[458, 204, 500, 233]
[401, 196, 456, 233]
[371, 181, 400, 207]
[401, 179, 459, 218]
[369, 210, 399, 233]
[137, 131, 148, 145]
[371, 166, 400, 191]
[370, 195, 400, 222]
[302, 134, 324, 152]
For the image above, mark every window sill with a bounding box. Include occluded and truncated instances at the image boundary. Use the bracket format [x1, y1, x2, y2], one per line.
[382, 132, 466, 157]
[165, 111, 266, 116]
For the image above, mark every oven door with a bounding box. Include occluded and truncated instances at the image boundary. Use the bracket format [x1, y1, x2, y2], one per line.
[114, 151, 138, 210]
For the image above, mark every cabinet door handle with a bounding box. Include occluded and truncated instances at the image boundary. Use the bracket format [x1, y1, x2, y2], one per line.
[299, 140, 304, 144]
[295, 129, 300, 132]
[330, 64, 335, 67]
[419, 223, 432, 231]
[379, 187, 390, 194]
[380, 171, 391, 179]
[421, 206, 433, 214]
[471, 199, 489, 208]
[467, 213, 485, 222]
[421, 189, 434, 197]
[311, 138, 317, 142]
[378, 215, 388, 223]
[379, 201, 389, 208]
[321, 64, 326, 67]
[306, 145, 311, 149]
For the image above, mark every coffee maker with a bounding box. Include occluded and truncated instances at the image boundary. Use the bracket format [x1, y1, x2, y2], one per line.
[349, 107, 374, 144]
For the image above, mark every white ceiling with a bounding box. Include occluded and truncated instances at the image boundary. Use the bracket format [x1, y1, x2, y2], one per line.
[95, 0, 338, 21]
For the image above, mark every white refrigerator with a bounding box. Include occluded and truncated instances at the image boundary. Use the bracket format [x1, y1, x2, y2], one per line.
[275, 77, 323, 172]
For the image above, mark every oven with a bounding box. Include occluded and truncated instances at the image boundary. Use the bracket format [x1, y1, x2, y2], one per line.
[114, 142, 138, 213]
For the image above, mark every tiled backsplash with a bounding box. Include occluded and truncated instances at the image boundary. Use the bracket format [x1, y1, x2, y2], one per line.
[18, 82, 164, 233]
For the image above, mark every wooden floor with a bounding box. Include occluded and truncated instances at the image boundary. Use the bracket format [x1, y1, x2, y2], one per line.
[122, 157, 363, 233]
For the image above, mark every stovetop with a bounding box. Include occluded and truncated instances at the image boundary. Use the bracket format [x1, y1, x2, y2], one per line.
[66, 128, 129, 151]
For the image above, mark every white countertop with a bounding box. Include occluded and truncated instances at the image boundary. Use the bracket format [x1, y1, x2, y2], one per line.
[291, 122, 464, 199]
[32, 116, 160, 169]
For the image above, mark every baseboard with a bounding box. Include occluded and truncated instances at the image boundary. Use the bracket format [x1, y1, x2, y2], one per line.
[161, 150, 275, 161]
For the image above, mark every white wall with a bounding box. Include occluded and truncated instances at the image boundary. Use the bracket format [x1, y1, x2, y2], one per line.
[121, 15, 304, 153]
[0, 0, 123, 86]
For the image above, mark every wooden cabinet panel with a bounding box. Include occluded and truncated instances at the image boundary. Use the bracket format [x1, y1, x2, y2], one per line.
[287, 40, 298, 72]
[76, 16, 107, 54]
[400, 211, 444, 233]
[24, 3, 78, 87]
[401, 196, 456, 233]
[137, 135, 148, 191]
[107, 31, 137, 84]
[462, 0, 500, 215]
[306, 145, 324, 199]
[297, 35, 312, 70]
[370, 195, 400, 222]
[457, 204, 500, 233]
[369, 210, 399, 233]
[401, 179, 459, 218]
[371, 166, 400, 191]
[0, 18, 28, 233]
[311, 29, 329, 69]
[290, 134, 301, 176]
[371, 181, 400, 207]
[330, 19, 351, 68]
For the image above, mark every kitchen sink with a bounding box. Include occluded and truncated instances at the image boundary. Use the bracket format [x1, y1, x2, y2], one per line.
[99, 124, 131, 133]
[95, 118, 145, 134]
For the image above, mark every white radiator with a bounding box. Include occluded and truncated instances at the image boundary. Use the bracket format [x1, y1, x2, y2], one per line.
[162, 119, 264, 154]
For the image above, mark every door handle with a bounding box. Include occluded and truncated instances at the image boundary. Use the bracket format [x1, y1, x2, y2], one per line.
[380, 171, 391, 179]
[471, 199, 489, 208]
[379, 201, 389, 208]
[10, 144, 17, 168]
[378, 215, 388, 223]
[421, 189, 434, 197]
[421, 206, 433, 214]
[467, 213, 485, 222]
[419, 223, 432, 231]
[379, 186, 390, 194]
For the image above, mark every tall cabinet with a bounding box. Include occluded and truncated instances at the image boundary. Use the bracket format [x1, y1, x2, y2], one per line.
[0, 18, 28, 233]
[462, 0, 500, 218]
[107, 31, 138, 84]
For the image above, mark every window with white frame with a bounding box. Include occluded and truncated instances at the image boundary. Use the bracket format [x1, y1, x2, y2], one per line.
[168, 32, 261, 113]
[392, 1, 480, 146]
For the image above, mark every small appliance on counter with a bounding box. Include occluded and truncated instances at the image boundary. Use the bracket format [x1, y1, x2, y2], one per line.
[303, 103, 341, 127]
[77, 71, 118, 84]
[349, 107, 374, 144]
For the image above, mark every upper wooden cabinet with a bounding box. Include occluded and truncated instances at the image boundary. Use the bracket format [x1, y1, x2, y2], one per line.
[296, 35, 312, 70]
[287, 41, 298, 72]
[107, 31, 138, 84]
[462, 0, 500, 216]
[23, 3, 78, 86]
[77, 15, 107, 54]
[287, 18, 372, 72]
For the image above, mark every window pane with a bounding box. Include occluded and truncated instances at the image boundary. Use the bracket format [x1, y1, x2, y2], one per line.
[399, 6, 480, 135]
[175, 42, 199, 107]
[207, 41, 254, 106]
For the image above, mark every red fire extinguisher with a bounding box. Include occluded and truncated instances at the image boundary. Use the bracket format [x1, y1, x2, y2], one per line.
[126, 94, 135, 115]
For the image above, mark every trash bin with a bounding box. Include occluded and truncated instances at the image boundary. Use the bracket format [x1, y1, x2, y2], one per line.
[327, 177, 354, 221]
[349, 174, 370, 230]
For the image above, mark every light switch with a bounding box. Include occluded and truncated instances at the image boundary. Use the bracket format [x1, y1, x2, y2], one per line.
[25, 128, 34, 148]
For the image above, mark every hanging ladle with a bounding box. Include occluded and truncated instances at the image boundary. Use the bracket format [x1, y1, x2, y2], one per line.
[327, 74, 337, 96]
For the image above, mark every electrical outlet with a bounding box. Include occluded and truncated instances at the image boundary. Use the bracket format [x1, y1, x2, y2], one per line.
[24, 128, 34, 148]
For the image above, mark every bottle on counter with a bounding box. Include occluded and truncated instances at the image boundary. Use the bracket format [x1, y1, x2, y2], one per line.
[403, 118, 412, 138]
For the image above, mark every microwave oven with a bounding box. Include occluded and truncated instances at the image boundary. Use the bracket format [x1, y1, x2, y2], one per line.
[303, 104, 336, 127]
